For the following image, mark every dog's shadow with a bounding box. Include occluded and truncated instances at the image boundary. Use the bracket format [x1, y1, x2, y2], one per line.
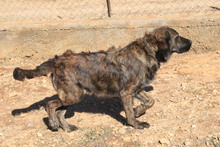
[11, 86, 153, 128]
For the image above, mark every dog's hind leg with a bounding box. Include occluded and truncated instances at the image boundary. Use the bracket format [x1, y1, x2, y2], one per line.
[134, 91, 155, 118]
[56, 108, 78, 132]
[46, 99, 63, 131]
[55, 85, 84, 132]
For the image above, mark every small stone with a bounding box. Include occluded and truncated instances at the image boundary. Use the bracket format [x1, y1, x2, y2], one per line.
[159, 138, 170, 144]
[0, 132, 3, 136]
[213, 90, 218, 94]
[9, 92, 17, 97]
[42, 79, 47, 84]
[184, 139, 193, 146]
[198, 97, 204, 102]
[27, 123, 33, 127]
[169, 133, 175, 137]
[191, 124, 197, 128]
[123, 136, 131, 142]
[112, 141, 117, 145]
[180, 83, 187, 90]
[113, 127, 119, 133]
[132, 132, 140, 137]
[37, 132, 43, 137]
[119, 128, 126, 134]
[131, 134, 139, 142]
[20, 113, 26, 118]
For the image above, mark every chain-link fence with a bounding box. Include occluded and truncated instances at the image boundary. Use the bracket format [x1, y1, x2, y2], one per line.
[0, 0, 219, 23]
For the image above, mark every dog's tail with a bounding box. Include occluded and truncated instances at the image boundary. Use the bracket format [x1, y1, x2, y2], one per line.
[13, 59, 54, 81]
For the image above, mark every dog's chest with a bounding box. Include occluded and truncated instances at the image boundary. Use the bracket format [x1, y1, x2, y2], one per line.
[144, 60, 159, 82]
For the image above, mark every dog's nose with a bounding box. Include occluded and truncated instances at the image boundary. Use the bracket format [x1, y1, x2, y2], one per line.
[189, 40, 192, 45]
[188, 40, 192, 48]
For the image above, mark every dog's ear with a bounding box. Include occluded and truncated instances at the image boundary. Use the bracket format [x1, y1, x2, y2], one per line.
[154, 31, 172, 62]
[154, 31, 171, 50]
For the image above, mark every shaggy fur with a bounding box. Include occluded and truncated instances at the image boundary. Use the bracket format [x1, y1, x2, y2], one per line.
[13, 26, 192, 132]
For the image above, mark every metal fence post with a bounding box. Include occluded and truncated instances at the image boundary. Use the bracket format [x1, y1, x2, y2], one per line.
[106, 0, 111, 17]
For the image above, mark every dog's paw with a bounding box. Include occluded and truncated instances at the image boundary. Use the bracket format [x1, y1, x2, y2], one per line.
[13, 68, 25, 81]
[133, 121, 150, 129]
[64, 124, 78, 133]
[49, 119, 59, 131]
[139, 122, 150, 128]
[134, 110, 146, 118]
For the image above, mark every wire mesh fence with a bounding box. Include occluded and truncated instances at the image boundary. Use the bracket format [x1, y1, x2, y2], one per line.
[0, 0, 219, 23]
[110, 0, 220, 17]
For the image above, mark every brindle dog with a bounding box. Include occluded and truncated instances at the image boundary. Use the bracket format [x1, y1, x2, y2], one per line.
[13, 26, 192, 132]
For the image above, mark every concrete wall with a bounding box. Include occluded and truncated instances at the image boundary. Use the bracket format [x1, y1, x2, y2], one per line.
[0, 13, 219, 59]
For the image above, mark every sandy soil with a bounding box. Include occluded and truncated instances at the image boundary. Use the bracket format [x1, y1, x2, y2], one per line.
[0, 51, 219, 146]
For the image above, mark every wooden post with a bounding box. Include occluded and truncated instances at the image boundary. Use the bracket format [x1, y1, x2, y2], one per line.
[106, 0, 111, 17]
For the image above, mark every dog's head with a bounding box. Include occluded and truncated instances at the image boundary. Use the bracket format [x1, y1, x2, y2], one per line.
[151, 26, 192, 62]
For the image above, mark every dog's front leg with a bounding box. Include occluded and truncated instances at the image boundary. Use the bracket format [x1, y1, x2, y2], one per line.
[134, 90, 155, 118]
[120, 91, 149, 129]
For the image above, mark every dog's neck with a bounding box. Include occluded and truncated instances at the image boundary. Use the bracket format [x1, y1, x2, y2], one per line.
[142, 33, 171, 63]
[142, 34, 158, 51]
[138, 34, 159, 62]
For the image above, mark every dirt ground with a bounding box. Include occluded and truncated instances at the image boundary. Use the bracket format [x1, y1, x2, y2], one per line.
[0, 50, 219, 146]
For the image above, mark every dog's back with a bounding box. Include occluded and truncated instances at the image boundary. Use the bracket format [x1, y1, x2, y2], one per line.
[52, 49, 123, 98]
